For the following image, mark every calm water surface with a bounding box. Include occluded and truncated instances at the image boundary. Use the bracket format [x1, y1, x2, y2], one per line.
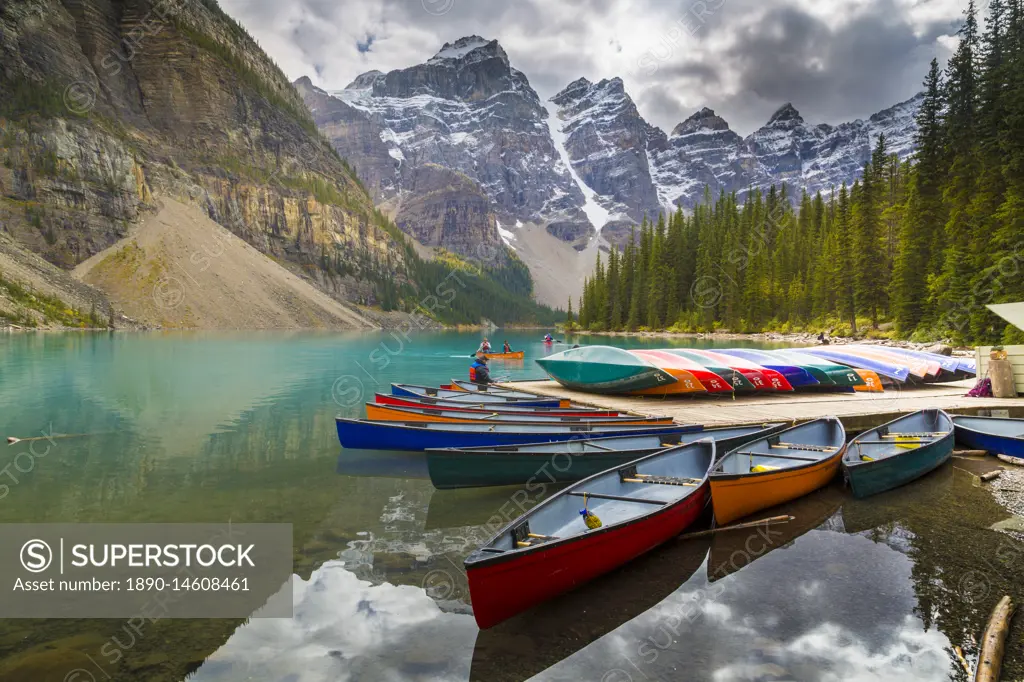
[0, 331, 1021, 681]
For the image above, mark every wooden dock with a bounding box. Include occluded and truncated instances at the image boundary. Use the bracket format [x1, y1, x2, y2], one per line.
[504, 379, 1023, 431]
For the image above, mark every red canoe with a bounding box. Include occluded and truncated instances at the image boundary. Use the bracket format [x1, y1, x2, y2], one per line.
[465, 439, 715, 629]
[630, 349, 734, 393]
[683, 348, 794, 391]
[373, 393, 625, 417]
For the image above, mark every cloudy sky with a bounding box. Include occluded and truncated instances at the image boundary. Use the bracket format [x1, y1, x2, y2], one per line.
[220, 0, 969, 135]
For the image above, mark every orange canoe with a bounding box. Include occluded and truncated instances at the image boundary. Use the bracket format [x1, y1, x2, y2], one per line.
[710, 418, 846, 525]
[625, 350, 709, 395]
[852, 370, 885, 393]
[484, 351, 525, 360]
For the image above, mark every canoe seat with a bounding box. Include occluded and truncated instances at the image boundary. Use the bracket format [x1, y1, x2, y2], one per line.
[622, 474, 701, 487]
[770, 442, 839, 452]
[617, 464, 700, 487]
[566, 491, 667, 505]
[879, 432, 946, 438]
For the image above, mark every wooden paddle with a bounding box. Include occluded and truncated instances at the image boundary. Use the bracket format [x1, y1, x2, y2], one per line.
[677, 515, 794, 541]
[7, 432, 111, 446]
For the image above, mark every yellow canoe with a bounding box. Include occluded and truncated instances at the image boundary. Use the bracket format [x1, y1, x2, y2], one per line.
[364, 403, 673, 425]
[710, 417, 846, 525]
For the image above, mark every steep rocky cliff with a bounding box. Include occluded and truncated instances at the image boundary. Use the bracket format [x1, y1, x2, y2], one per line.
[296, 76, 509, 266]
[391, 164, 506, 265]
[549, 77, 661, 224]
[0, 0, 412, 323]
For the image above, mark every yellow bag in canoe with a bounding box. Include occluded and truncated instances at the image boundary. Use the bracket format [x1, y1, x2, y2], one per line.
[751, 465, 780, 473]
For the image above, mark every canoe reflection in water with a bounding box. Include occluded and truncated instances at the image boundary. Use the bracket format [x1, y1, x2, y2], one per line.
[470, 513, 713, 682]
[707, 482, 847, 582]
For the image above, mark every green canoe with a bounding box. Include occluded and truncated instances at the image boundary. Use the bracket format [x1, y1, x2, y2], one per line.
[535, 346, 676, 394]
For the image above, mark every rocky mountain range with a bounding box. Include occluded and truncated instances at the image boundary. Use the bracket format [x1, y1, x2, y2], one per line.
[303, 35, 923, 256]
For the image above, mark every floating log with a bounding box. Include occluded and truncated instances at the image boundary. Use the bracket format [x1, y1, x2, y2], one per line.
[677, 515, 794, 541]
[979, 470, 1002, 482]
[954, 646, 971, 675]
[975, 595, 1016, 682]
[955, 450, 990, 457]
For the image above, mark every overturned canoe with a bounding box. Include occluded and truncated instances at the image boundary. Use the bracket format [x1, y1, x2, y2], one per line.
[769, 350, 866, 388]
[711, 417, 846, 525]
[952, 416, 1024, 458]
[465, 439, 715, 628]
[716, 349, 820, 388]
[336, 419, 701, 451]
[796, 348, 911, 383]
[426, 423, 786, 489]
[536, 346, 677, 394]
[843, 409, 953, 498]
[660, 349, 756, 392]
[364, 403, 672, 425]
[683, 348, 794, 391]
[628, 349, 731, 393]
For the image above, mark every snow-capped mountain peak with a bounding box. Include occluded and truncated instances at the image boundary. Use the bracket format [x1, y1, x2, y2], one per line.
[427, 35, 507, 65]
[767, 102, 804, 126]
[671, 107, 734, 137]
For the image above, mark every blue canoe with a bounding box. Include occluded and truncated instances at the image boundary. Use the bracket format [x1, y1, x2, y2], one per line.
[336, 419, 702, 451]
[797, 348, 911, 383]
[952, 416, 1024, 458]
[868, 347, 961, 375]
[716, 349, 820, 388]
[390, 384, 564, 408]
[842, 409, 954, 498]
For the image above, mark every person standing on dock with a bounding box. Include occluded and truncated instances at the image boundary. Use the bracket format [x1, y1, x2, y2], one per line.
[469, 352, 493, 385]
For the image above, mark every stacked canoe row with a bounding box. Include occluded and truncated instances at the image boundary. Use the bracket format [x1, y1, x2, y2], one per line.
[535, 345, 975, 396]
[335, 381, 1023, 630]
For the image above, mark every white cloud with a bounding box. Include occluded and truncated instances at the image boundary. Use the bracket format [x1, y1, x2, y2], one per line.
[220, 0, 965, 134]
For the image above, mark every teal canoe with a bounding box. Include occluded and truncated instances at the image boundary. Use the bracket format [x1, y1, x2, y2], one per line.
[426, 423, 787, 489]
[842, 409, 954, 498]
[535, 346, 676, 394]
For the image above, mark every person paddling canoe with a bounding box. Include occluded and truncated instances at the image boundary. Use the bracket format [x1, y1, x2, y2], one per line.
[502, 340, 512, 353]
[543, 334, 553, 344]
[469, 352, 493, 385]
[477, 338, 492, 353]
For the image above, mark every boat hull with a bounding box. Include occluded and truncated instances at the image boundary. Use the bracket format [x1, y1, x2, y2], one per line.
[391, 384, 565, 408]
[844, 435, 953, 498]
[466, 480, 709, 628]
[536, 358, 676, 394]
[711, 452, 843, 525]
[373, 393, 620, 417]
[364, 403, 670, 425]
[483, 351, 525, 360]
[427, 425, 783, 489]
[953, 417, 1024, 458]
[336, 420, 700, 451]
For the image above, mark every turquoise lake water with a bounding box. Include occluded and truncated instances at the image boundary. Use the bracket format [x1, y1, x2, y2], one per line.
[0, 331, 1021, 681]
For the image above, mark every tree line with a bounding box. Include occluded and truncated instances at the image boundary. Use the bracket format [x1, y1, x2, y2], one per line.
[576, 0, 1024, 345]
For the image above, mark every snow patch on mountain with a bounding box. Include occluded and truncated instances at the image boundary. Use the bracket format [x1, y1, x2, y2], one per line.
[546, 107, 611, 232]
